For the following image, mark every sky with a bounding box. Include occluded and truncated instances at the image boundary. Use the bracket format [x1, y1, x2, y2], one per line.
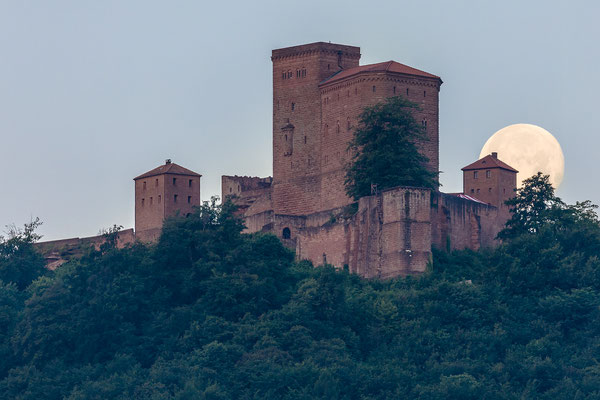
[0, 1, 598, 241]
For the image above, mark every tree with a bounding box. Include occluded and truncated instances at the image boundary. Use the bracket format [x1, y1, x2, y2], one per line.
[344, 96, 438, 200]
[498, 172, 565, 239]
[0, 218, 46, 290]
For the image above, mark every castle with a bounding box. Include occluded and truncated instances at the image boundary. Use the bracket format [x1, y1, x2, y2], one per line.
[220, 42, 517, 278]
[37, 41, 518, 278]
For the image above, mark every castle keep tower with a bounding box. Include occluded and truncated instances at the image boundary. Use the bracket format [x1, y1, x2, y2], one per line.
[134, 160, 201, 241]
[271, 42, 361, 216]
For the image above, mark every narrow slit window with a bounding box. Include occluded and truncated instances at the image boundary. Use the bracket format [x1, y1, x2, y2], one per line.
[188, 179, 192, 187]
[150, 197, 153, 205]
[155, 178, 158, 187]
[187, 196, 191, 204]
[393, 86, 396, 94]
[474, 171, 479, 179]
[173, 178, 177, 185]
[372, 85, 376, 92]
[141, 198, 145, 206]
[143, 181, 146, 190]
[174, 194, 178, 203]
[406, 88, 409, 96]
[158, 195, 161, 204]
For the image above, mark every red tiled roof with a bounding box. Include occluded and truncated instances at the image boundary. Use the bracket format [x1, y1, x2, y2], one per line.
[461, 154, 518, 173]
[134, 162, 201, 180]
[320, 61, 441, 86]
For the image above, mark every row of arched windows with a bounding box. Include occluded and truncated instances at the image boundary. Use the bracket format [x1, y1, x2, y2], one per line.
[323, 85, 428, 104]
[282, 68, 307, 80]
[323, 117, 352, 136]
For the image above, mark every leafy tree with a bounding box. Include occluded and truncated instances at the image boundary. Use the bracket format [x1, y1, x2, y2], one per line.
[0, 218, 46, 290]
[499, 172, 600, 243]
[344, 96, 438, 200]
[4, 191, 600, 398]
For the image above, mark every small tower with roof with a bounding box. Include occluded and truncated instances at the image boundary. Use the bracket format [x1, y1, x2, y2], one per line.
[134, 159, 202, 242]
[462, 152, 518, 219]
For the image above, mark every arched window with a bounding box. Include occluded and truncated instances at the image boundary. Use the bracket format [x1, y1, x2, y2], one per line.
[282, 227, 291, 239]
[406, 88, 409, 96]
[393, 86, 396, 94]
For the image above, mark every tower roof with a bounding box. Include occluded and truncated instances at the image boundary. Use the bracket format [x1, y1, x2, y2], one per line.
[134, 160, 202, 180]
[461, 153, 518, 173]
[320, 60, 441, 86]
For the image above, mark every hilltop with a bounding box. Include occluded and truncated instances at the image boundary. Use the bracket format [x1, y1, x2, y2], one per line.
[1, 185, 600, 399]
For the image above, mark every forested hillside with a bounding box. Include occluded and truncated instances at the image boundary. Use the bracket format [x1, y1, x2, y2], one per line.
[2, 178, 600, 399]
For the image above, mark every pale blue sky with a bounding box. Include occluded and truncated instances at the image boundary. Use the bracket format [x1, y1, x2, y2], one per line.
[1, 1, 598, 240]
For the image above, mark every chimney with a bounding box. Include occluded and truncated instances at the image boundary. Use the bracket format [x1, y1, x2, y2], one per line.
[491, 152, 498, 159]
[165, 159, 172, 164]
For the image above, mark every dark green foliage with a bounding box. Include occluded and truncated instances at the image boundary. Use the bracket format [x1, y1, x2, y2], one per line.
[0, 218, 46, 290]
[2, 194, 600, 399]
[344, 96, 438, 200]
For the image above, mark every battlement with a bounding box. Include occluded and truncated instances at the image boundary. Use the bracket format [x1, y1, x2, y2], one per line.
[272, 42, 361, 61]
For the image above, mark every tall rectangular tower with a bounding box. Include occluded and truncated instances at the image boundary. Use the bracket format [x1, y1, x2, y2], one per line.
[271, 42, 361, 215]
[134, 160, 201, 241]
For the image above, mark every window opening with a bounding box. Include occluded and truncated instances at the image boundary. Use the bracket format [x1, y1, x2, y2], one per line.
[158, 195, 161, 204]
[141, 198, 145, 207]
[143, 181, 146, 190]
[474, 171, 478, 179]
[174, 194, 178, 203]
[173, 178, 177, 185]
[486, 170, 491, 178]
[372, 85, 376, 92]
[187, 196, 191, 203]
[282, 227, 291, 239]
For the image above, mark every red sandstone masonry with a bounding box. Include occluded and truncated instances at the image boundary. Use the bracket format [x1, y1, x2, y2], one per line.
[271, 42, 361, 216]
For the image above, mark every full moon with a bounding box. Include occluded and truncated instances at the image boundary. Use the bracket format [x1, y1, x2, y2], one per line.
[479, 124, 565, 188]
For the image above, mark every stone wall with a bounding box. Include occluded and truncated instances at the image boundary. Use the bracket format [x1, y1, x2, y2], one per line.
[34, 228, 136, 269]
[221, 175, 272, 216]
[430, 192, 503, 251]
[285, 187, 509, 279]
